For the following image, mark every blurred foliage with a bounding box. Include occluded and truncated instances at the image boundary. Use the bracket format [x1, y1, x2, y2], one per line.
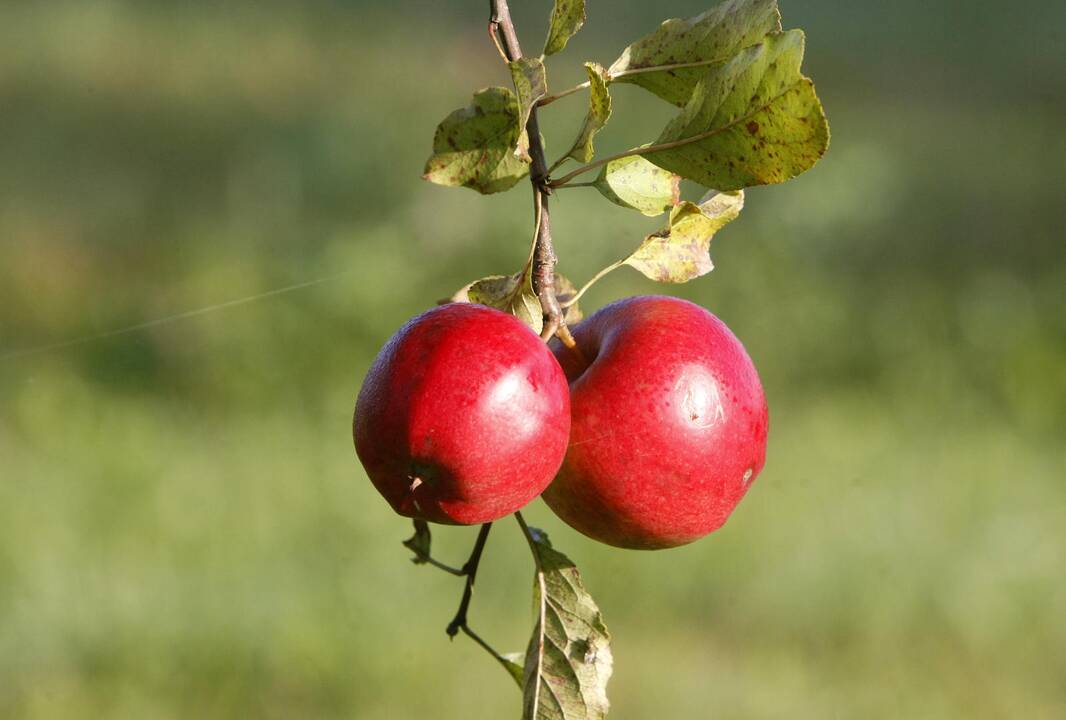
[1, 1, 1064, 718]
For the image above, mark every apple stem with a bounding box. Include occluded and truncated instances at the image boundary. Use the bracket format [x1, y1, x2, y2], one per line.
[445, 522, 493, 638]
[489, 0, 565, 344]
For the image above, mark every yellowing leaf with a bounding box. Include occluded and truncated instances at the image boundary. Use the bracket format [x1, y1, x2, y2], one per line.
[646, 30, 829, 190]
[608, 0, 781, 106]
[625, 190, 744, 283]
[563, 63, 612, 164]
[593, 155, 679, 217]
[510, 58, 548, 161]
[544, 0, 587, 56]
[423, 87, 531, 194]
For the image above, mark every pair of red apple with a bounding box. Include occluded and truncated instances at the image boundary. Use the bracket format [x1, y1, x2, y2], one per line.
[353, 295, 768, 550]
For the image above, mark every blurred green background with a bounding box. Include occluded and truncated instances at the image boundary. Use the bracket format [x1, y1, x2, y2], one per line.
[1, 1, 1064, 717]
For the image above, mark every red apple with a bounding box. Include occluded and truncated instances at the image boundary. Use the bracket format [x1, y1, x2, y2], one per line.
[544, 296, 768, 549]
[354, 303, 571, 525]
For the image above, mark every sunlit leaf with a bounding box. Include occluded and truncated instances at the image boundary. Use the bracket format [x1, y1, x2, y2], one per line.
[423, 87, 531, 194]
[522, 527, 612, 720]
[563, 63, 612, 164]
[544, 0, 587, 56]
[608, 0, 781, 106]
[625, 190, 744, 283]
[646, 30, 829, 190]
[593, 155, 679, 217]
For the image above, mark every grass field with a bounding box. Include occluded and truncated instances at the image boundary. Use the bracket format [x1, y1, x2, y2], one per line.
[2, 2, 1064, 718]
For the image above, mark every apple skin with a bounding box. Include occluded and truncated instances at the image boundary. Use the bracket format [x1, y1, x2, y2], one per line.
[544, 296, 768, 550]
[354, 303, 571, 525]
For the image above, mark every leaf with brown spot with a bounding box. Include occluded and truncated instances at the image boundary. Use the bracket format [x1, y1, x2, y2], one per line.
[544, 0, 587, 56]
[645, 30, 829, 190]
[608, 0, 781, 106]
[423, 87, 531, 194]
[624, 190, 744, 283]
[521, 527, 612, 720]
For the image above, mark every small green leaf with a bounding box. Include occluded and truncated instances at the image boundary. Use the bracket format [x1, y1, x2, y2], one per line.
[423, 87, 531, 194]
[401, 519, 432, 563]
[501, 653, 526, 687]
[646, 30, 829, 190]
[510, 58, 548, 161]
[451, 273, 543, 335]
[544, 0, 587, 56]
[608, 0, 781, 106]
[563, 63, 612, 164]
[451, 271, 583, 334]
[593, 155, 680, 217]
[522, 527, 612, 720]
[624, 190, 744, 283]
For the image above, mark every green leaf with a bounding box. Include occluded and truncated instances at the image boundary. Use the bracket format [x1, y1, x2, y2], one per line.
[607, 0, 781, 106]
[450, 271, 583, 334]
[522, 527, 612, 720]
[501, 653, 526, 688]
[401, 519, 432, 563]
[484, 135, 536, 193]
[563, 63, 612, 164]
[423, 87, 531, 194]
[544, 0, 587, 56]
[593, 155, 679, 217]
[510, 58, 548, 161]
[624, 190, 744, 283]
[451, 273, 543, 335]
[646, 30, 829, 190]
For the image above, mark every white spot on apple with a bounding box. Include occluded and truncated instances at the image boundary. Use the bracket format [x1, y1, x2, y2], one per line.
[674, 366, 726, 429]
[486, 369, 539, 438]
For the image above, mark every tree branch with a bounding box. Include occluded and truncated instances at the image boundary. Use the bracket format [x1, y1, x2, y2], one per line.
[445, 522, 493, 638]
[490, 0, 563, 341]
